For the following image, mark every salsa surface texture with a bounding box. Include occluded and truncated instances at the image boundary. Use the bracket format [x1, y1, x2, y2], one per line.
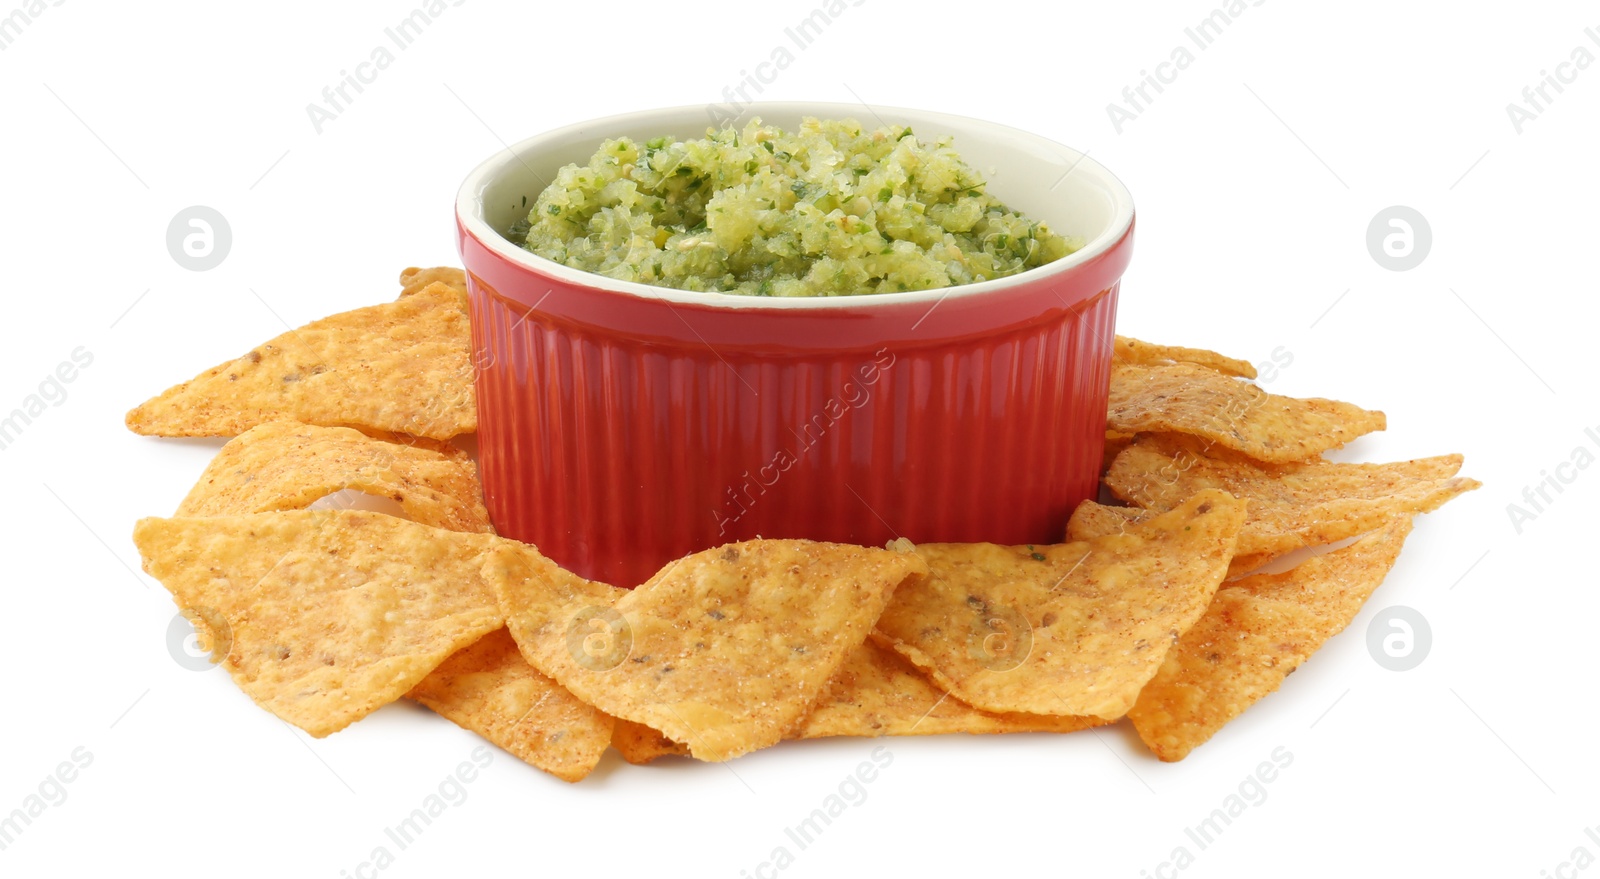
[512, 118, 1077, 297]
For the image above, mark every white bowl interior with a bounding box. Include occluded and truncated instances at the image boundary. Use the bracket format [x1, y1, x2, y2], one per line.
[460, 102, 1133, 308]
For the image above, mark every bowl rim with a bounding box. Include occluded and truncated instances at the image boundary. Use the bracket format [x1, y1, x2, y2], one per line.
[455, 101, 1135, 311]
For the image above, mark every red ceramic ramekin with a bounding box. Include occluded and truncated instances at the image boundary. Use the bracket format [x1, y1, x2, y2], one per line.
[457, 103, 1134, 587]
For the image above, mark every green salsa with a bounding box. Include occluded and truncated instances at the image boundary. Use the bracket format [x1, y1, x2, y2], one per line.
[512, 118, 1078, 297]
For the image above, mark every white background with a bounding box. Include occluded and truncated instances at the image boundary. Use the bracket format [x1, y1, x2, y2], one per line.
[1, 1, 1595, 876]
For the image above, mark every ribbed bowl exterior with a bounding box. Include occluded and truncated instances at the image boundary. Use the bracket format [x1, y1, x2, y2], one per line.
[462, 228, 1125, 586]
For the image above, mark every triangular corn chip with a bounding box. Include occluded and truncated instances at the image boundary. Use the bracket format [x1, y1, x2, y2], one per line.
[611, 639, 1104, 765]
[1068, 502, 1326, 579]
[1104, 431, 1136, 475]
[874, 491, 1246, 720]
[490, 539, 926, 762]
[612, 719, 690, 765]
[399, 266, 468, 300]
[1129, 519, 1413, 760]
[481, 543, 631, 646]
[1104, 434, 1478, 557]
[1114, 336, 1256, 379]
[1065, 500, 1144, 541]
[175, 421, 491, 532]
[409, 629, 613, 782]
[1107, 363, 1384, 463]
[797, 641, 1105, 739]
[133, 510, 504, 737]
[126, 284, 474, 440]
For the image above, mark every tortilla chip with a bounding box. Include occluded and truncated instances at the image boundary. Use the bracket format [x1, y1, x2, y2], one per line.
[126, 283, 474, 441]
[1066, 501, 1279, 580]
[408, 629, 612, 782]
[612, 719, 691, 765]
[491, 539, 927, 762]
[1129, 519, 1413, 761]
[1106, 363, 1385, 463]
[874, 491, 1245, 720]
[482, 543, 631, 652]
[175, 421, 491, 533]
[133, 510, 504, 737]
[1114, 336, 1257, 379]
[1105, 434, 1478, 558]
[1104, 431, 1136, 475]
[797, 641, 1104, 738]
[1065, 500, 1144, 540]
[612, 640, 1102, 761]
[1220, 551, 1281, 578]
[400, 266, 468, 300]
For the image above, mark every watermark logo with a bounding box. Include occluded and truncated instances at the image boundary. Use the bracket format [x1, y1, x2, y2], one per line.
[1106, 0, 1269, 134]
[0, 347, 93, 453]
[1507, 426, 1599, 534]
[741, 745, 893, 876]
[166, 206, 232, 272]
[964, 597, 1032, 673]
[565, 606, 631, 671]
[306, 0, 467, 134]
[1538, 824, 1600, 879]
[1506, 29, 1600, 134]
[1140, 746, 1293, 876]
[1365, 206, 1430, 272]
[1366, 605, 1431, 671]
[712, 348, 895, 536]
[706, 0, 869, 126]
[0, 0, 66, 52]
[0, 746, 93, 853]
[1253, 345, 1294, 385]
[340, 745, 492, 877]
[167, 606, 232, 672]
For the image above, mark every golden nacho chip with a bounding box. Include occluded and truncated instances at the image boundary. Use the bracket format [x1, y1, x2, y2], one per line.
[1129, 519, 1414, 761]
[1106, 363, 1385, 463]
[408, 629, 612, 782]
[1066, 501, 1279, 579]
[175, 421, 491, 533]
[1104, 431, 1136, 475]
[1065, 499, 1145, 539]
[126, 283, 474, 440]
[612, 719, 691, 765]
[133, 510, 504, 737]
[874, 491, 1246, 720]
[613, 639, 1103, 763]
[797, 641, 1104, 739]
[482, 543, 631, 644]
[1113, 336, 1257, 379]
[1105, 434, 1478, 558]
[491, 539, 926, 762]
[1219, 551, 1280, 578]
[399, 266, 468, 300]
